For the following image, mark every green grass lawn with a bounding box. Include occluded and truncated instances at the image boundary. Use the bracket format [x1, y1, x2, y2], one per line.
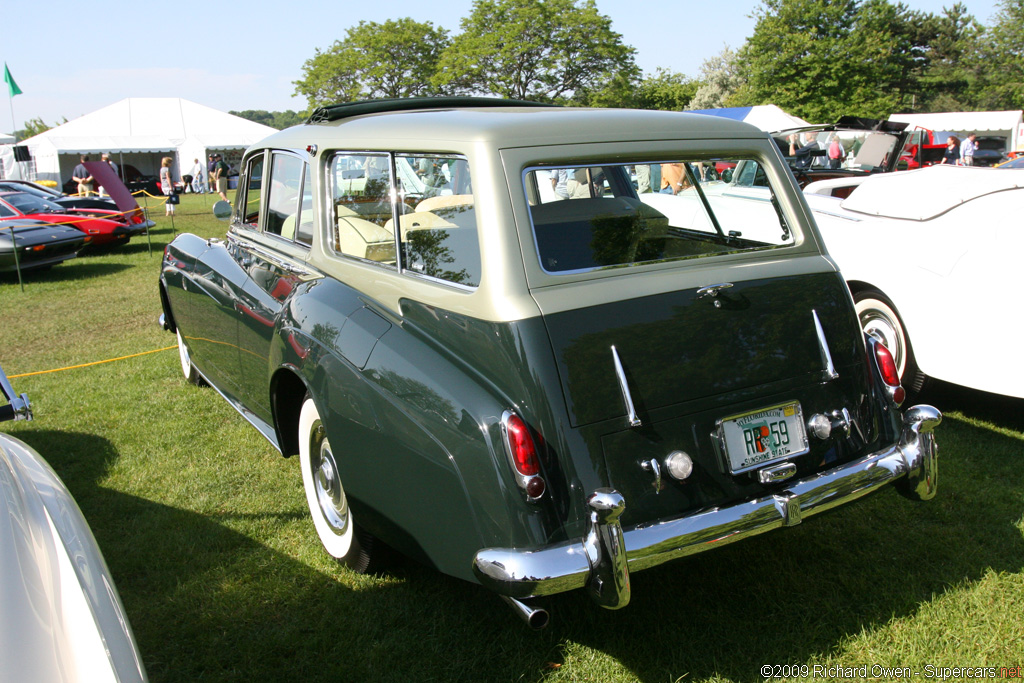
[2, 193, 1023, 682]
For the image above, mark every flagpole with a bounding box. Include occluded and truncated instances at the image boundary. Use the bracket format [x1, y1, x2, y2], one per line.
[7, 92, 15, 139]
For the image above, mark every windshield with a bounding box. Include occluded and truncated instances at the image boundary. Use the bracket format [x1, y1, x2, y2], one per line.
[525, 158, 793, 274]
[2, 192, 65, 214]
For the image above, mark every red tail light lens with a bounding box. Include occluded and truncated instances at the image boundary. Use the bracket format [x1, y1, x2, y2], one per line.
[874, 342, 900, 387]
[504, 413, 539, 476]
[873, 341, 907, 405]
[501, 410, 547, 501]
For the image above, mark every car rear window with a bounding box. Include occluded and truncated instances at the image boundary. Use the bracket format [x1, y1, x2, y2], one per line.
[524, 159, 794, 274]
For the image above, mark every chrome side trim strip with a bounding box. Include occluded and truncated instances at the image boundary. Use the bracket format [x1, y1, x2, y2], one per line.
[610, 345, 641, 428]
[473, 405, 941, 604]
[812, 309, 839, 382]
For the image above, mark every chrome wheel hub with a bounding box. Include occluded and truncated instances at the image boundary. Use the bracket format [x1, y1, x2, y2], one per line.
[312, 428, 349, 536]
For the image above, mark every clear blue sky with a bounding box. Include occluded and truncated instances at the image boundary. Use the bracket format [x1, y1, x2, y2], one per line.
[1, 0, 1002, 133]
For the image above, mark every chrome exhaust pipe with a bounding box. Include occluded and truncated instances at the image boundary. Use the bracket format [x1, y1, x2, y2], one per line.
[501, 596, 549, 630]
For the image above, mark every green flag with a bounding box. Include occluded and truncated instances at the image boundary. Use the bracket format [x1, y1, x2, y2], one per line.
[4, 63, 22, 97]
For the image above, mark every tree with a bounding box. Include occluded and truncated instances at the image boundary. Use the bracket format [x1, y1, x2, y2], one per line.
[902, 3, 982, 112]
[687, 47, 743, 110]
[230, 110, 304, 130]
[434, 0, 639, 103]
[15, 116, 65, 141]
[977, 0, 1024, 109]
[294, 19, 451, 109]
[733, 0, 862, 122]
[631, 69, 699, 111]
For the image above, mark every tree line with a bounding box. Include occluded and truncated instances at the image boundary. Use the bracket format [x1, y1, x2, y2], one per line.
[286, 0, 1022, 125]
[17, 0, 1020, 138]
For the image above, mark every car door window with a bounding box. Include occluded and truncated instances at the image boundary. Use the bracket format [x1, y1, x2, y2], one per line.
[329, 152, 397, 266]
[395, 154, 480, 288]
[266, 153, 304, 240]
[240, 153, 264, 228]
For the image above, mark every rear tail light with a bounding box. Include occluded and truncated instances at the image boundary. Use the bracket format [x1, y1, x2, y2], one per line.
[871, 339, 906, 406]
[501, 410, 546, 501]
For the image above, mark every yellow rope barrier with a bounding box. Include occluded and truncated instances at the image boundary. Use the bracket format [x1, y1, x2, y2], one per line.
[8, 347, 177, 379]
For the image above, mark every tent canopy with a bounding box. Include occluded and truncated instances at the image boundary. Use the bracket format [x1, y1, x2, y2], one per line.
[888, 110, 1023, 151]
[688, 105, 810, 132]
[8, 98, 277, 184]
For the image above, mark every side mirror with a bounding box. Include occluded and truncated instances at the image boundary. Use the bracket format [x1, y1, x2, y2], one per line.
[212, 200, 232, 221]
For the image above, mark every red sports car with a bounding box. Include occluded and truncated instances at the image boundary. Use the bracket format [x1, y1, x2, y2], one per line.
[0, 191, 149, 247]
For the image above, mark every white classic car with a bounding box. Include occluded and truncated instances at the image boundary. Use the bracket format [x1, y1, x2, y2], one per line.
[803, 165, 1024, 399]
[0, 363, 148, 682]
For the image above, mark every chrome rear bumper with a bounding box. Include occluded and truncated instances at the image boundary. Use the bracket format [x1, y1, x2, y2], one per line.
[473, 404, 941, 609]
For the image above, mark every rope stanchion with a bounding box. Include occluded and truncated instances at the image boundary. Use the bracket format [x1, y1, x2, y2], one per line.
[8, 346, 177, 379]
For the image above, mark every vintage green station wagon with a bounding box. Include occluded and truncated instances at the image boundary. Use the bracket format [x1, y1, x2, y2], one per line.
[158, 99, 940, 628]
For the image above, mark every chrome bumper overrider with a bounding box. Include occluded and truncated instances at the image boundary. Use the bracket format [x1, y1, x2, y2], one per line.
[473, 405, 941, 609]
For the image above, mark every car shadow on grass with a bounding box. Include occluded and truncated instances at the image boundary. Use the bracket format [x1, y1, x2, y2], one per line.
[13, 396, 1023, 683]
[0, 260, 133, 284]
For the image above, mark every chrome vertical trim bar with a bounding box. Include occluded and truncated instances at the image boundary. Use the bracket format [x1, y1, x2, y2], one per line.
[610, 345, 642, 428]
[812, 309, 839, 382]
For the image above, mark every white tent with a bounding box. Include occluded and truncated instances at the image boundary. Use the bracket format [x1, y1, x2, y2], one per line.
[688, 105, 811, 132]
[8, 97, 277, 187]
[888, 110, 1024, 153]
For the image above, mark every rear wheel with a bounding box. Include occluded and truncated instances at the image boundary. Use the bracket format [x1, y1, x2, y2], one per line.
[298, 396, 378, 572]
[176, 330, 204, 386]
[853, 288, 927, 397]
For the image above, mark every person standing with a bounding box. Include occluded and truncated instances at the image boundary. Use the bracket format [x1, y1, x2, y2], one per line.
[98, 153, 118, 196]
[160, 156, 176, 216]
[208, 154, 217, 193]
[190, 158, 206, 194]
[960, 133, 978, 166]
[212, 154, 230, 202]
[940, 136, 960, 165]
[72, 155, 94, 196]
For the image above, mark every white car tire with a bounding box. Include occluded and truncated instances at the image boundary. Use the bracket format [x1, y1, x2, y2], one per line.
[298, 396, 377, 572]
[854, 289, 927, 396]
[176, 330, 204, 386]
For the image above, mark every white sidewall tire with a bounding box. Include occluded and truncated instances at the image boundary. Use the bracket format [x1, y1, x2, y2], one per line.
[299, 398, 355, 559]
[177, 329, 196, 382]
[855, 294, 908, 379]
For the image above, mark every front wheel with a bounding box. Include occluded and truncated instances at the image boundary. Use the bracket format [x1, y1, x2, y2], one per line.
[298, 397, 378, 572]
[853, 289, 927, 397]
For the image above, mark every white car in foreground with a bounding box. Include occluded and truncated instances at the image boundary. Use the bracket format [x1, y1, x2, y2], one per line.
[803, 165, 1024, 399]
[1, 363, 148, 682]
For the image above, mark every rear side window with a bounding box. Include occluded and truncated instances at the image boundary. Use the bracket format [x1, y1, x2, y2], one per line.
[329, 152, 480, 288]
[524, 159, 793, 274]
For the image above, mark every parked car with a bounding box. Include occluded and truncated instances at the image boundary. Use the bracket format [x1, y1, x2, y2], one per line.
[158, 98, 941, 627]
[973, 136, 1008, 167]
[803, 164, 1024, 399]
[1, 173, 155, 233]
[0, 191, 148, 248]
[995, 155, 1024, 169]
[772, 117, 911, 193]
[0, 362, 148, 682]
[0, 217, 89, 272]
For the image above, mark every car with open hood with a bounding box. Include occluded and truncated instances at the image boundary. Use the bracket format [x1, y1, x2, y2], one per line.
[157, 98, 941, 627]
[0, 188, 148, 248]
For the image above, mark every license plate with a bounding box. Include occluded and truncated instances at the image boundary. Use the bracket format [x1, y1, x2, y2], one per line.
[717, 401, 809, 473]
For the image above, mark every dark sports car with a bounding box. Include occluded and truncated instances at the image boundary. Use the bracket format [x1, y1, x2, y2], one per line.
[0, 191, 148, 248]
[0, 218, 89, 272]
